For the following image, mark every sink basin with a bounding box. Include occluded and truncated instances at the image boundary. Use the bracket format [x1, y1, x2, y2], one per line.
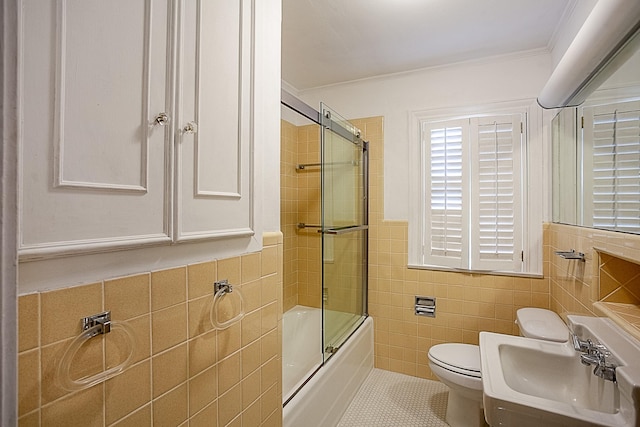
[499, 343, 618, 414]
[480, 315, 640, 427]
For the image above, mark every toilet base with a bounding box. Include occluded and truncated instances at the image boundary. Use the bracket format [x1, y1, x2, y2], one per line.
[445, 389, 488, 427]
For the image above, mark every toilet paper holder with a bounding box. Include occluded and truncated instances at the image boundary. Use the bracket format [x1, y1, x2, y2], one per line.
[415, 296, 436, 317]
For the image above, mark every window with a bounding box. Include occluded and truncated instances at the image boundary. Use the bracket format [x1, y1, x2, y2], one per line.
[582, 100, 640, 233]
[410, 111, 529, 274]
[424, 119, 468, 268]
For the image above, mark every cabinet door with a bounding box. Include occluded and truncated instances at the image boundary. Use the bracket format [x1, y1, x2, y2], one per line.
[175, 0, 255, 242]
[19, 0, 172, 258]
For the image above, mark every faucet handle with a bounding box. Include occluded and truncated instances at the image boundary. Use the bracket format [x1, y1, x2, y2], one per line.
[593, 343, 610, 356]
[594, 363, 617, 382]
[572, 333, 592, 353]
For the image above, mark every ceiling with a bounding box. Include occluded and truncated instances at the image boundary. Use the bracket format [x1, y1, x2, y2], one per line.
[282, 0, 573, 91]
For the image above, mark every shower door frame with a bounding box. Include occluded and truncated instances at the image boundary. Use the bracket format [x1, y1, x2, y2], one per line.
[281, 87, 369, 355]
[319, 102, 369, 359]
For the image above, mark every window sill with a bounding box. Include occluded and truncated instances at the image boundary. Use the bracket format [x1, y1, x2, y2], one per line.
[407, 263, 543, 279]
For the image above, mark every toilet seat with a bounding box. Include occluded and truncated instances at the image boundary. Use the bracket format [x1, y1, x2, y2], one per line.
[428, 343, 481, 378]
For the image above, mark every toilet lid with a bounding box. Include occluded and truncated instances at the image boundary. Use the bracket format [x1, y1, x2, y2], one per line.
[516, 308, 568, 342]
[428, 343, 481, 378]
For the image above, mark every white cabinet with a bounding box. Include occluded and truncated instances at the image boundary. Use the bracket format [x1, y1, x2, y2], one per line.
[175, 0, 254, 242]
[19, 0, 256, 259]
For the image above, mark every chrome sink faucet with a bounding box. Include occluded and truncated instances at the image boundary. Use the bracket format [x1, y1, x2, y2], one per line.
[572, 333, 617, 382]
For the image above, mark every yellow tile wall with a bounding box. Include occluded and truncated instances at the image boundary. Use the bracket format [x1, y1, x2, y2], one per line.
[358, 116, 551, 380]
[599, 253, 640, 303]
[547, 222, 640, 338]
[547, 223, 598, 317]
[323, 232, 365, 315]
[295, 124, 322, 309]
[280, 119, 322, 312]
[281, 120, 299, 312]
[17, 233, 283, 427]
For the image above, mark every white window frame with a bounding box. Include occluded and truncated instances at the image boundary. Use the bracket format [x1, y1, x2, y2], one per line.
[409, 101, 542, 276]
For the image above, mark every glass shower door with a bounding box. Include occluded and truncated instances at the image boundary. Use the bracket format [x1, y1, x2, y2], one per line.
[321, 103, 368, 360]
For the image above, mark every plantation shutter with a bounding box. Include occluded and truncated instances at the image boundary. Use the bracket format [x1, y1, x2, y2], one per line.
[422, 119, 469, 268]
[582, 100, 640, 233]
[470, 114, 523, 271]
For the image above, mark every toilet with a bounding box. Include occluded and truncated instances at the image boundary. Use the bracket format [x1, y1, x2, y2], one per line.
[427, 308, 568, 427]
[514, 307, 570, 343]
[428, 343, 484, 427]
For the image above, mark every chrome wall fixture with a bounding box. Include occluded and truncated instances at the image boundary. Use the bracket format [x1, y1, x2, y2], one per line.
[297, 223, 369, 235]
[554, 249, 586, 261]
[56, 311, 136, 391]
[210, 279, 246, 329]
[415, 296, 436, 317]
[297, 223, 322, 229]
[296, 161, 359, 170]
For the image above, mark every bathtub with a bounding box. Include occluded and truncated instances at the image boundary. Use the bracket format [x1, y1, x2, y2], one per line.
[282, 306, 323, 402]
[283, 305, 373, 427]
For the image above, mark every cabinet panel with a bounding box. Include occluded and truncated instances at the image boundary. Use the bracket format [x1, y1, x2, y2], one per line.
[196, 0, 242, 196]
[56, 0, 151, 190]
[175, 0, 254, 241]
[19, 0, 171, 257]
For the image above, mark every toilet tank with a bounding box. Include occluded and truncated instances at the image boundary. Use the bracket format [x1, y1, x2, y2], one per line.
[515, 308, 568, 342]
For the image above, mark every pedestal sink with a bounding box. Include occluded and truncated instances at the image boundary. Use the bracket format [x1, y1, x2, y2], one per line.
[480, 315, 640, 427]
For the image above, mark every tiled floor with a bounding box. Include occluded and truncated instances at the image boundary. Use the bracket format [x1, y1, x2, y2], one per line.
[337, 369, 450, 427]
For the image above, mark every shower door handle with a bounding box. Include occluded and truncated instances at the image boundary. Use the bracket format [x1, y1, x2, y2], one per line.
[323, 225, 368, 235]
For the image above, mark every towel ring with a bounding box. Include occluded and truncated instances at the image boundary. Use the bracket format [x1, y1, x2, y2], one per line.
[210, 280, 246, 329]
[56, 311, 136, 391]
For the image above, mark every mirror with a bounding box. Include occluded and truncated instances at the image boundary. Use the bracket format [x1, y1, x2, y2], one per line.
[552, 32, 640, 233]
[552, 108, 578, 225]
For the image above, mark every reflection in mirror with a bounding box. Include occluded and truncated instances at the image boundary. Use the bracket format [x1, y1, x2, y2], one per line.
[552, 32, 640, 234]
[551, 108, 577, 225]
[582, 98, 640, 233]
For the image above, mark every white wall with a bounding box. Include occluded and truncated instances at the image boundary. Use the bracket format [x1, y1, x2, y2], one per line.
[256, 0, 282, 234]
[296, 51, 552, 220]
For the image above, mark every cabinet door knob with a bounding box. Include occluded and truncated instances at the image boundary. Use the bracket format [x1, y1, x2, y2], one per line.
[183, 121, 198, 134]
[154, 113, 170, 126]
